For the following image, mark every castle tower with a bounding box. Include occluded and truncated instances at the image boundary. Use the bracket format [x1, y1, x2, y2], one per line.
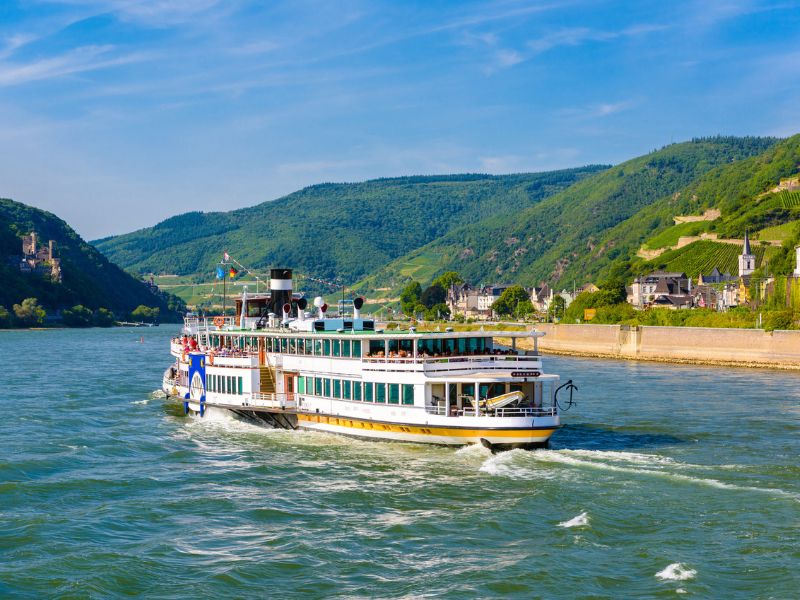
[738, 230, 755, 277]
[48, 240, 55, 261]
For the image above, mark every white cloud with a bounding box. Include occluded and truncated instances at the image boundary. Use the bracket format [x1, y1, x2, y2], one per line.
[557, 99, 638, 120]
[0, 45, 152, 87]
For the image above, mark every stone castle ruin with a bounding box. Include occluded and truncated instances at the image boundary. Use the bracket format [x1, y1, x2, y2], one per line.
[12, 231, 62, 283]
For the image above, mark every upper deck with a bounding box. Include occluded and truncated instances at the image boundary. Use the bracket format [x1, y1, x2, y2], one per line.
[175, 316, 544, 376]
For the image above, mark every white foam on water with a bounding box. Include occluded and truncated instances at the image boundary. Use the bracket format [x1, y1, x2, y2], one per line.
[479, 449, 529, 478]
[655, 563, 697, 581]
[561, 449, 678, 467]
[455, 443, 492, 459]
[150, 389, 167, 399]
[558, 511, 589, 528]
[530, 450, 800, 502]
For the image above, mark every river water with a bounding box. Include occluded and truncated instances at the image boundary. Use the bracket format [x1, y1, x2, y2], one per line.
[1, 326, 798, 598]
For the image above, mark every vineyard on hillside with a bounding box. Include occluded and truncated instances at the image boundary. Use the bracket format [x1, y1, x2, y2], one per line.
[646, 240, 779, 277]
[779, 190, 800, 209]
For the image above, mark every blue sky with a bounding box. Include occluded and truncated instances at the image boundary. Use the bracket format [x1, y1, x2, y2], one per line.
[1, 0, 799, 239]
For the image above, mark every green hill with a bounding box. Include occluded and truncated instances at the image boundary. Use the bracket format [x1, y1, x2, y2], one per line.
[359, 136, 779, 290]
[0, 198, 183, 319]
[92, 169, 606, 286]
[592, 134, 800, 281]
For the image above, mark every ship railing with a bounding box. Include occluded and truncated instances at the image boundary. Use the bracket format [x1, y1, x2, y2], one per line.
[425, 405, 556, 417]
[362, 354, 540, 366]
[246, 392, 297, 410]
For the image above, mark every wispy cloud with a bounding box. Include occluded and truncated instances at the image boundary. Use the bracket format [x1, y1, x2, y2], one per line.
[528, 23, 668, 54]
[0, 45, 153, 87]
[39, 0, 230, 26]
[556, 99, 638, 120]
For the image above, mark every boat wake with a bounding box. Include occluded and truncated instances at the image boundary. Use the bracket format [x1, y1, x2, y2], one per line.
[479, 448, 800, 502]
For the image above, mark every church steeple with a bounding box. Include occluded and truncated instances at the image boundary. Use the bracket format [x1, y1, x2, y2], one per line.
[739, 230, 755, 277]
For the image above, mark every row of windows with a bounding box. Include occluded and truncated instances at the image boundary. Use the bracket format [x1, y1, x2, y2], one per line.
[297, 376, 414, 405]
[208, 335, 491, 358]
[209, 336, 363, 358]
[208, 373, 243, 395]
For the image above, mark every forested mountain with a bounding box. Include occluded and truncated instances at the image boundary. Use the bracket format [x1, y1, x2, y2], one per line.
[0, 199, 183, 317]
[358, 136, 781, 290]
[92, 169, 607, 284]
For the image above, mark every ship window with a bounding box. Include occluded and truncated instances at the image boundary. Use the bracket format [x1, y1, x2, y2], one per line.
[314, 377, 322, 396]
[388, 339, 399, 354]
[462, 383, 474, 400]
[354, 381, 362, 401]
[352, 340, 361, 357]
[342, 340, 351, 357]
[324, 378, 331, 397]
[332, 340, 341, 357]
[388, 383, 400, 404]
[399, 339, 414, 355]
[364, 382, 374, 402]
[298, 376, 306, 394]
[238, 377, 243, 395]
[402, 385, 414, 405]
[343, 380, 351, 400]
[333, 379, 341, 398]
[305, 339, 313, 355]
[376, 383, 386, 403]
[314, 339, 323, 356]
[289, 338, 296, 353]
[282, 338, 289, 353]
[323, 339, 331, 356]
[368, 340, 385, 356]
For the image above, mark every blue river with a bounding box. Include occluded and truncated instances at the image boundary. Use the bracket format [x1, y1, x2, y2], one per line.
[1, 326, 798, 598]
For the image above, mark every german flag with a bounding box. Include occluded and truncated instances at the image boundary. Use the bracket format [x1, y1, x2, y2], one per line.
[229, 267, 238, 279]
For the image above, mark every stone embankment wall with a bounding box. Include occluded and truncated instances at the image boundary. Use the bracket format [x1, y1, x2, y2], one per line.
[525, 324, 800, 369]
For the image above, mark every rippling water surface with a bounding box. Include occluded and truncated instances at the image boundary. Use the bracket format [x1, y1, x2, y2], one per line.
[1, 327, 799, 598]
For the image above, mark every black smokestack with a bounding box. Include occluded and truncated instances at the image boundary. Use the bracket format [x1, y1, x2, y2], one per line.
[270, 268, 292, 315]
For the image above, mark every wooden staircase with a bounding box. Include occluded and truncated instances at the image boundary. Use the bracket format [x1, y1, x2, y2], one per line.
[259, 365, 276, 394]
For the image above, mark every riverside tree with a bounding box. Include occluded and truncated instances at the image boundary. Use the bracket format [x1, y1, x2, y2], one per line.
[492, 285, 534, 318]
[13, 297, 46, 326]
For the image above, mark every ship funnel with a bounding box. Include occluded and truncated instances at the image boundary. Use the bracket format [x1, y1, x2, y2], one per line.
[270, 268, 292, 316]
[296, 297, 308, 322]
[353, 296, 364, 320]
[313, 296, 325, 319]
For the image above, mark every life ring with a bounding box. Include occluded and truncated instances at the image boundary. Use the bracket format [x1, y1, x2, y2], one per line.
[213, 316, 225, 328]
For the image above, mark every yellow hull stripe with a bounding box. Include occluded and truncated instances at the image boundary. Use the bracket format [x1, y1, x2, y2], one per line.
[297, 414, 555, 439]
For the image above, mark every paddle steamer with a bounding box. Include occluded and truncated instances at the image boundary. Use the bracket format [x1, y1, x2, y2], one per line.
[163, 269, 572, 450]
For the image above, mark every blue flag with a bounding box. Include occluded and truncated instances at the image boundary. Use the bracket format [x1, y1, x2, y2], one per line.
[216, 266, 225, 280]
